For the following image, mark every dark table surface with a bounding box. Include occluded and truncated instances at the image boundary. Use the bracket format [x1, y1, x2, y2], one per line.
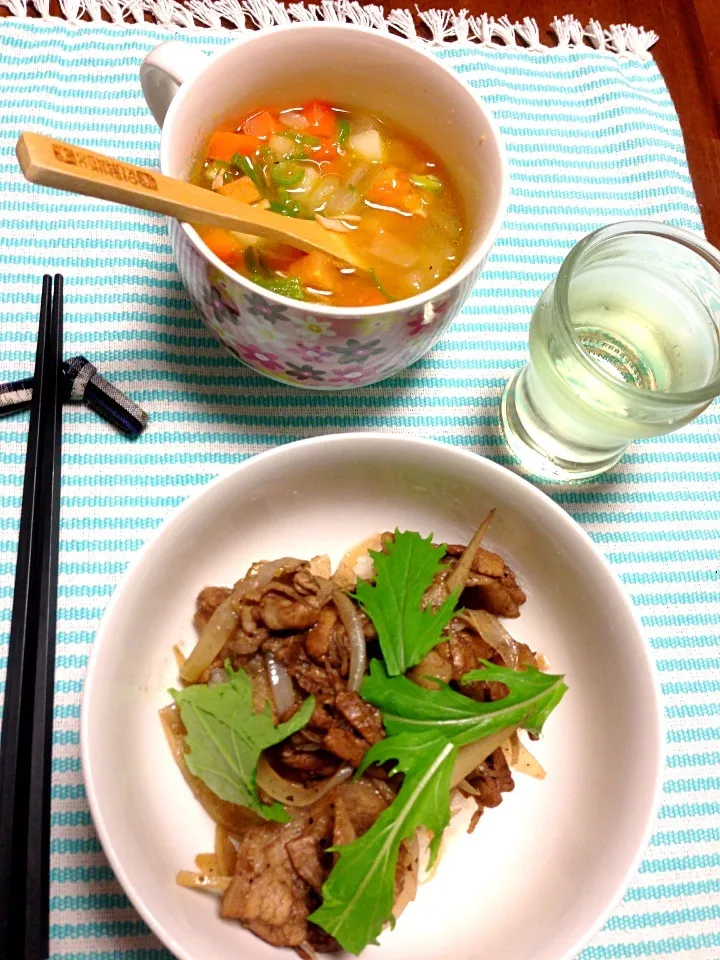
[3, 0, 719, 245]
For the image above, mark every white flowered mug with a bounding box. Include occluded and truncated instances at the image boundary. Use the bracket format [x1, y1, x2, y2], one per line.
[140, 25, 509, 389]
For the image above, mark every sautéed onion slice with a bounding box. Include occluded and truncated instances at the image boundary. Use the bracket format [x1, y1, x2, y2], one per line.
[177, 870, 232, 893]
[445, 509, 496, 596]
[256, 755, 354, 807]
[264, 651, 296, 717]
[392, 833, 419, 920]
[450, 727, 517, 787]
[459, 608, 521, 670]
[502, 733, 546, 780]
[332, 589, 367, 692]
[215, 825, 237, 876]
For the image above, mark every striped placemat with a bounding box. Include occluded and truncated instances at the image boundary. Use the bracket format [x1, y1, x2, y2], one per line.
[0, 11, 717, 959]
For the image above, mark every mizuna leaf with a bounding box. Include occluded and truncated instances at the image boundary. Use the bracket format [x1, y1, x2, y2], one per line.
[354, 530, 459, 675]
[171, 665, 315, 823]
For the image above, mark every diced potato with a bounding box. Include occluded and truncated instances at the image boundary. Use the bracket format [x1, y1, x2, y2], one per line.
[268, 134, 297, 159]
[369, 228, 420, 268]
[348, 129, 384, 162]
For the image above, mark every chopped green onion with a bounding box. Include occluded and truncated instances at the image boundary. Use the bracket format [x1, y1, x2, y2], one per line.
[203, 159, 231, 182]
[271, 161, 305, 187]
[232, 154, 264, 191]
[268, 201, 300, 218]
[409, 173, 443, 193]
[244, 246, 264, 276]
[369, 268, 395, 302]
[337, 118, 351, 148]
[253, 276, 306, 301]
[277, 130, 322, 148]
[269, 191, 301, 218]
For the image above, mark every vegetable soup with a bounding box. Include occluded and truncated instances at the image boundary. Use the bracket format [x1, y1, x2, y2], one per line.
[191, 101, 468, 307]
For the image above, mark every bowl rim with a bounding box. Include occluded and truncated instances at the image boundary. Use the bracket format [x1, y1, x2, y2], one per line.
[159, 23, 511, 318]
[80, 433, 665, 960]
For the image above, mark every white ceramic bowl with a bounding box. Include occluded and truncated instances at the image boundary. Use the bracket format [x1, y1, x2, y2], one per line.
[81, 435, 663, 960]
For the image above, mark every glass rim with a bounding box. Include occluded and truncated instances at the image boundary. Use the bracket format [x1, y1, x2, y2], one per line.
[552, 219, 720, 407]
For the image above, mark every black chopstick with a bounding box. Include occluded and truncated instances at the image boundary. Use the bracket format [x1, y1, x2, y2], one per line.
[0, 274, 63, 960]
[25, 275, 63, 959]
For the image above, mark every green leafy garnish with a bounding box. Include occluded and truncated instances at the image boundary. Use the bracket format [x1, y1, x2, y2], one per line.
[171, 664, 315, 822]
[409, 173, 443, 193]
[253, 275, 306, 301]
[354, 530, 459, 676]
[231, 153, 264, 191]
[362, 658, 568, 745]
[313, 660, 567, 952]
[337, 117, 351, 148]
[309, 733, 456, 953]
[369, 268, 395, 303]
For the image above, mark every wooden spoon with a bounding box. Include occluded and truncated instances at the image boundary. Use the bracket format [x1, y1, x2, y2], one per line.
[16, 132, 366, 270]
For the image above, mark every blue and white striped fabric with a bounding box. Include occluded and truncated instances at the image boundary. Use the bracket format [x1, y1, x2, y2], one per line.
[0, 15, 718, 959]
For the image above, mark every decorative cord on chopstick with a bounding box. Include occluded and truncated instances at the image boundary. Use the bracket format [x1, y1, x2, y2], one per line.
[64, 356, 148, 438]
[0, 376, 35, 416]
[0, 355, 148, 437]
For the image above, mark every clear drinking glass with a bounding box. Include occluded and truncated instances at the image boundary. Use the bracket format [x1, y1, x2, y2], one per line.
[500, 221, 720, 480]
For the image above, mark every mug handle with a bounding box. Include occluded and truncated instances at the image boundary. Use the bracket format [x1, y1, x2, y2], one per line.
[140, 40, 208, 127]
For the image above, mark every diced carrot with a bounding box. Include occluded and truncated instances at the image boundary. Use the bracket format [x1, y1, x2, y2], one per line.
[196, 226, 244, 264]
[206, 131, 261, 162]
[241, 110, 280, 139]
[316, 158, 342, 176]
[217, 176, 262, 204]
[260, 243, 305, 272]
[289, 250, 340, 292]
[302, 100, 337, 138]
[332, 274, 388, 307]
[313, 139, 339, 162]
[313, 138, 341, 174]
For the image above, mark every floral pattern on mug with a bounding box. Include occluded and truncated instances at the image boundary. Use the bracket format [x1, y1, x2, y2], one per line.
[405, 296, 453, 336]
[353, 314, 396, 336]
[325, 363, 382, 386]
[406, 314, 427, 337]
[290, 341, 336, 365]
[290, 314, 337, 341]
[327, 337, 385, 365]
[205, 284, 242, 329]
[236, 343, 285, 371]
[170, 220, 477, 390]
[245, 292, 294, 326]
[245, 315, 295, 347]
[283, 361, 327, 383]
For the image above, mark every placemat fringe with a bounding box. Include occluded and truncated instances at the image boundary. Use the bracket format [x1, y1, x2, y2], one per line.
[0, 0, 659, 58]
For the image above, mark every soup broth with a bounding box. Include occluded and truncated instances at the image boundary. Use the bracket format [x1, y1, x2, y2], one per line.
[190, 101, 468, 307]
